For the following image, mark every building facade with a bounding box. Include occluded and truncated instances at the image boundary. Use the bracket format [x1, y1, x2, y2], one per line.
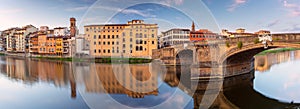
[221, 28, 256, 38]
[190, 29, 219, 42]
[160, 29, 190, 48]
[84, 20, 158, 59]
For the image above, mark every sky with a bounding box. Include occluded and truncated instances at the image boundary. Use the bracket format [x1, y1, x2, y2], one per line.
[0, 0, 300, 33]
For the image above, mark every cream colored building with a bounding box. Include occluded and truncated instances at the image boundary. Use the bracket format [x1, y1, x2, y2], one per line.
[3, 25, 38, 52]
[84, 20, 158, 59]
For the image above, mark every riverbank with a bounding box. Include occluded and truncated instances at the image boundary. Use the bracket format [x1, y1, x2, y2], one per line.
[256, 48, 300, 56]
[0, 52, 152, 64]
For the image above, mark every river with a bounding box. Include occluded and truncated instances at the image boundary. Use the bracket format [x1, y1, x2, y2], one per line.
[0, 50, 299, 109]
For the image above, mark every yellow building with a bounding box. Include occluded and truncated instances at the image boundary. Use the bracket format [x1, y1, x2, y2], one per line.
[38, 31, 48, 54]
[84, 20, 158, 59]
[55, 37, 63, 56]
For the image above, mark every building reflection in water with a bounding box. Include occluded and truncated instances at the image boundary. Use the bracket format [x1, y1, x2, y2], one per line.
[81, 63, 159, 98]
[255, 50, 300, 72]
[0, 57, 77, 99]
[2, 54, 292, 108]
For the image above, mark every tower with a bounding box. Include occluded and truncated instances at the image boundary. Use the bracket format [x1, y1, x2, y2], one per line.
[191, 21, 195, 32]
[70, 17, 76, 37]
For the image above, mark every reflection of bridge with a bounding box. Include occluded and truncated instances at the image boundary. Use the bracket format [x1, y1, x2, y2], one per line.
[153, 34, 300, 77]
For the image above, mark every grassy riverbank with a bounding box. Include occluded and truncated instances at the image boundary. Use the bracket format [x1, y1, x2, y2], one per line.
[94, 58, 152, 64]
[33, 56, 152, 64]
[256, 48, 300, 56]
[34, 56, 74, 61]
[0, 53, 6, 56]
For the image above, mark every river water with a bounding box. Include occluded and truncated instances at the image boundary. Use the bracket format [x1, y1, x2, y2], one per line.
[0, 50, 299, 109]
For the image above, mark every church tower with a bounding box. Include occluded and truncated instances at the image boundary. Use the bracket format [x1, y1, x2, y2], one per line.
[70, 17, 77, 37]
[191, 21, 195, 32]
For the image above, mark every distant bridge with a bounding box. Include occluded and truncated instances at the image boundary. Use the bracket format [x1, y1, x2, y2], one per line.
[153, 33, 300, 77]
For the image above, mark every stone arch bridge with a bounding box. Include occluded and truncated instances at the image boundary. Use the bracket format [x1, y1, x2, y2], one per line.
[153, 33, 300, 78]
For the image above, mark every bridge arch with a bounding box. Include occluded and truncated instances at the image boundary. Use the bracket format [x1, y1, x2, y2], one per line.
[175, 49, 194, 65]
[219, 42, 300, 64]
[219, 42, 300, 76]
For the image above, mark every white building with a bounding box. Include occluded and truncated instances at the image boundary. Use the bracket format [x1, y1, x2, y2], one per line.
[161, 28, 190, 48]
[54, 27, 68, 36]
[75, 34, 89, 57]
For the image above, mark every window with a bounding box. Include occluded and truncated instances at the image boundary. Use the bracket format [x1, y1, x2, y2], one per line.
[144, 41, 147, 44]
[130, 38, 132, 42]
[140, 46, 143, 51]
[94, 42, 96, 45]
[112, 41, 114, 45]
[136, 46, 139, 51]
[112, 35, 114, 39]
[98, 49, 101, 53]
[98, 35, 101, 39]
[130, 32, 132, 36]
[103, 35, 106, 39]
[123, 44, 125, 48]
[108, 35, 110, 39]
[130, 44, 132, 48]
[108, 42, 110, 45]
[103, 42, 106, 45]
[98, 41, 101, 45]
[103, 50, 106, 53]
[144, 34, 147, 38]
[94, 35, 96, 39]
[140, 33, 143, 38]
[116, 41, 119, 45]
[152, 41, 155, 44]
[123, 38, 125, 42]
[116, 35, 119, 39]
[108, 50, 110, 53]
[152, 34, 155, 38]
[94, 49, 96, 53]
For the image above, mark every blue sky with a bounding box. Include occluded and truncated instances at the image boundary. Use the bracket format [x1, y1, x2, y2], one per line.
[0, 0, 300, 33]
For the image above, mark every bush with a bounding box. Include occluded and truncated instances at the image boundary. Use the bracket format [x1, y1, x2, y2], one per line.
[237, 41, 243, 49]
[254, 38, 260, 44]
[226, 41, 230, 48]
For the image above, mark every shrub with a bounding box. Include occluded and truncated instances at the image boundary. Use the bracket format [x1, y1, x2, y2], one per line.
[226, 41, 230, 48]
[254, 38, 260, 44]
[237, 41, 243, 49]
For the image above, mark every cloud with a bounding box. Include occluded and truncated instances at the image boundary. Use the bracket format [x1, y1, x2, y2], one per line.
[93, 6, 156, 17]
[282, 24, 300, 32]
[227, 0, 247, 12]
[162, 0, 184, 5]
[0, 9, 23, 14]
[282, 0, 300, 17]
[267, 19, 280, 27]
[65, 6, 89, 12]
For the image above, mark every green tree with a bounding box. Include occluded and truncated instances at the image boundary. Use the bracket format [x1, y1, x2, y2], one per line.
[237, 41, 243, 49]
[226, 41, 230, 48]
[254, 38, 260, 44]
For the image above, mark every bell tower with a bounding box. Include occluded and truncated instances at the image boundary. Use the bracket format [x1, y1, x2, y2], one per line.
[70, 17, 76, 37]
[191, 21, 195, 32]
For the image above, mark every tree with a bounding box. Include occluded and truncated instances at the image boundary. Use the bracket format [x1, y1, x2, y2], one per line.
[254, 38, 260, 44]
[237, 41, 243, 49]
[226, 41, 230, 48]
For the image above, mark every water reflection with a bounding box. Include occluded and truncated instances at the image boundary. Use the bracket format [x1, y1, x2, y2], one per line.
[1, 51, 300, 109]
[0, 57, 88, 109]
[254, 50, 300, 104]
